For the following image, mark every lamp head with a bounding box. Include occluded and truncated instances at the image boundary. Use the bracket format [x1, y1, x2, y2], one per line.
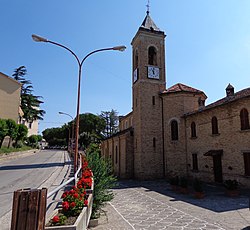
[113, 46, 126, 51]
[32, 34, 48, 42]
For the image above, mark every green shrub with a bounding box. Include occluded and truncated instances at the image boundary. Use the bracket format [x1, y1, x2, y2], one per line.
[86, 144, 117, 219]
[223, 179, 238, 190]
[180, 177, 188, 188]
[193, 178, 203, 192]
[169, 176, 179, 186]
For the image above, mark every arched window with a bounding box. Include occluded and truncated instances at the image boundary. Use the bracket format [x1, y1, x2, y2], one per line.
[171, 120, 178, 141]
[191, 122, 196, 138]
[148, 46, 157, 65]
[211, 116, 219, 134]
[134, 50, 138, 68]
[240, 108, 250, 130]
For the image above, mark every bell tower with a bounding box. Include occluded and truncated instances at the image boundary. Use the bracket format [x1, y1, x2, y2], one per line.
[131, 9, 166, 179]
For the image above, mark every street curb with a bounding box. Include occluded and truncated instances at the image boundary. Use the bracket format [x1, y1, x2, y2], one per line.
[0, 149, 39, 162]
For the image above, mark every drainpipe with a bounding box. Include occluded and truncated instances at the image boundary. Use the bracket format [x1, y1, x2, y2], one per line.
[160, 95, 166, 178]
[118, 136, 121, 178]
[184, 116, 188, 176]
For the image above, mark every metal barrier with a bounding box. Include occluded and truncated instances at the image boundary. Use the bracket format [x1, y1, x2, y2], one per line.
[10, 153, 94, 230]
[47, 164, 82, 199]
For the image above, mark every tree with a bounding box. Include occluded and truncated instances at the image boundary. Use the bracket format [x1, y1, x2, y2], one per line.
[5, 119, 18, 148]
[42, 127, 67, 147]
[0, 119, 7, 148]
[12, 66, 45, 122]
[79, 113, 106, 148]
[13, 124, 28, 148]
[99, 109, 119, 138]
[15, 124, 28, 142]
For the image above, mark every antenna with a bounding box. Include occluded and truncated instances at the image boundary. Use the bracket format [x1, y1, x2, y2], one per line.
[146, 0, 150, 15]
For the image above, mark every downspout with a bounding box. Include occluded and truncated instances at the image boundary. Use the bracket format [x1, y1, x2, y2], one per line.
[118, 136, 121, 178]
[184, 116, 188, 176]
[160, 95, 166, 178]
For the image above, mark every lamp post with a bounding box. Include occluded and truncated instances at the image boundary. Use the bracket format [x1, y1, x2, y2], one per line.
[32, 34, 126, 173]
[58, 111, 74, 152]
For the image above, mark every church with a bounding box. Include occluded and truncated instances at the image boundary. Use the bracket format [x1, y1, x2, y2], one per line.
[101, 10, 250, 188]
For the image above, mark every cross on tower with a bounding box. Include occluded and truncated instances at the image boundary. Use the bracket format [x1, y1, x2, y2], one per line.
[146, 0, 150, 15]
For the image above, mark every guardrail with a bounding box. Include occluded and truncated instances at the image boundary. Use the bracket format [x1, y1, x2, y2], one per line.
[47, 164, 82, 199]
[11, 153, 94, 230]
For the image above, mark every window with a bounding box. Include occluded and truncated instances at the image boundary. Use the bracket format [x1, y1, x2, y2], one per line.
[243, 152, 250, 176]
[135, 50, 139, 68]
[192, 154, 198, 171]
[240, 108, 249, 130]
[29, 122, 32, 129]
[115, 146, 118, 164]
[152, 96, 155, 105]
[191, 122, 196, 138]
[211, 116, 219, 134]
[171, 120, 178, 141]
[148, 46, 157, 65]
[153, 137, 156, 148]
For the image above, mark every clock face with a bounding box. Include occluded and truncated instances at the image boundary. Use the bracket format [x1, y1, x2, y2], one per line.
[133, 68, 138, 83]
[148, 66, 159, 79]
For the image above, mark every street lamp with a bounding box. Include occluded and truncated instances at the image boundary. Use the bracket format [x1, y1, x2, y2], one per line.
[58, 111, 74, 152]
[32, 34, 126, 173]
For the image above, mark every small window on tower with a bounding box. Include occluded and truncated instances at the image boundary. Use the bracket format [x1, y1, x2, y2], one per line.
[135, 50, 139, 68]
[152, 96, 155, 105]
[153, 137, 156, 147]
[148, 46, 157, 66]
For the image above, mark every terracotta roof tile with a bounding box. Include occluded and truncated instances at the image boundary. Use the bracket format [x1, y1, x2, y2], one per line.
[185, 87, 250, 116]
[161, 83, 205, 95]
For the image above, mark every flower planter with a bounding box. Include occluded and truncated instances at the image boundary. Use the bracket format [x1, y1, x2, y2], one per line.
[225, 190, 239, 197]
[88, 218, 98, 228]
[171, 185, 179, 192]
[194, 192, 205, 199]
[179, 187, 189, 194]
[46, 194, 93, 230]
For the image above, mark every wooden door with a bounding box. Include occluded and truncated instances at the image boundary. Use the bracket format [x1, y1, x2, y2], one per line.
[213, 155, 223, 183]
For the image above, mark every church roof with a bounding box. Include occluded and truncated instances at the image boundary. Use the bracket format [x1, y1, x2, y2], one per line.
[161, 83, 205, 95]
[185, 87, 250, 116]
[140, 12, 161, 32]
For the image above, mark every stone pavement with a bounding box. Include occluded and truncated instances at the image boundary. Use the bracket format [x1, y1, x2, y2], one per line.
[89, 180, 250, 230]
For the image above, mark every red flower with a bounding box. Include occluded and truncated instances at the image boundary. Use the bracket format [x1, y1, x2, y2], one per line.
[52, 216, 60, 223]
[84, 200, 88, 206]
[70, 202, 76, 208]
[62, 201, 69, 210]
[73, 193, 78, 198]
[78, 184, 83, 189]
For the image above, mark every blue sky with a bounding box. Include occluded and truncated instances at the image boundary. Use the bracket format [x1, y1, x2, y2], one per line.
[1, 0, 250, 133]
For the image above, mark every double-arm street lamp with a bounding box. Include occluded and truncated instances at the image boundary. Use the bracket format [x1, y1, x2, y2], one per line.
[32, 34, 126, 173]
[59, 111, 74, 152]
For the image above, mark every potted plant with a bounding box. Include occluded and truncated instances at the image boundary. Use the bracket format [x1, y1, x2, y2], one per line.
[169, 176, 179, 192]
[45, 159, 93, 230]
[193, 178, 205, 199]
[223, 179, 239, 197]
[179, 177, 189, 194]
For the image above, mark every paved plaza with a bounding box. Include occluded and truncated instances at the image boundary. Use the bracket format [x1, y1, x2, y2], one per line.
[90, 180, 250, 230]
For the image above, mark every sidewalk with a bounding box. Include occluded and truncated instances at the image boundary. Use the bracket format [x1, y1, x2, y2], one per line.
[89, 180, 250, 230]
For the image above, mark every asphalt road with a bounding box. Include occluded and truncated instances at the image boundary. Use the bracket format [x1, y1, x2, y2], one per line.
[0, 150, 68, 222]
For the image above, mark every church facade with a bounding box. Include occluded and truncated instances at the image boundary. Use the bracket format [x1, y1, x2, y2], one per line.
[101, 12, 250, 188]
